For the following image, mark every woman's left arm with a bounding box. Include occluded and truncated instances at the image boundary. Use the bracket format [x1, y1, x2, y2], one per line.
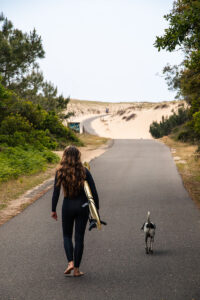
[51, 171, 61, 220]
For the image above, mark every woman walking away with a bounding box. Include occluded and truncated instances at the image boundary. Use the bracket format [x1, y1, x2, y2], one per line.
[51, 146, 99, 277]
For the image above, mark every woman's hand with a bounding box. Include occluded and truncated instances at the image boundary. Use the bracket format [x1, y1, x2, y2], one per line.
[51, 212, 58, 221]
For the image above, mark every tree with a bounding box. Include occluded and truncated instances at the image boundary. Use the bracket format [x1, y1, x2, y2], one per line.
[154, 0, 200, 52]
[0, 13, 45, 87]
[154, 0, 200, 140]
[0, 13, 70, 117]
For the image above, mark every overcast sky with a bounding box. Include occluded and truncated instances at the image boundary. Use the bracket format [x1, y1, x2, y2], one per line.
[1, 0, 183, 102]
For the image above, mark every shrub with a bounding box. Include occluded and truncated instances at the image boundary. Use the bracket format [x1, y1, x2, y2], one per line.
[193, 111, 200, 138]
[177, 130, 191, 142]
[149, 108, 189, 138]
[0, 114, 32, 135]
[0, 146, 59, 182]
[11, 100, 47, 128]
[41, 112, 82, 146]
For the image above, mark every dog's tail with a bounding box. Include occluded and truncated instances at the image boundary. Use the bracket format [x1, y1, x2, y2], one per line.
[147, 211, 150, 223]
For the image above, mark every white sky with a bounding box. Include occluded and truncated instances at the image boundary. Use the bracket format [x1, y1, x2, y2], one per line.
[1, 0, 183, 102]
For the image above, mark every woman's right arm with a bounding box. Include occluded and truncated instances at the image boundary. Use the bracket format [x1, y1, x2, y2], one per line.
[51, 171, 61, 215]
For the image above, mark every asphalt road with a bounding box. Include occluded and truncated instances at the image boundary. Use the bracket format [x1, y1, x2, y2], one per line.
[82, 115, 106, 135]
[1, 139, 200, 300]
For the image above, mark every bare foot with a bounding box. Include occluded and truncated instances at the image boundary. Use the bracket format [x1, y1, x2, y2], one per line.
[64, 261, 74, 274]
[73, 267, 84, 277]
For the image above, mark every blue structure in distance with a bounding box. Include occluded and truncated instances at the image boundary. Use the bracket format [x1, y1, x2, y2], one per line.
[68, 122, 80, 133]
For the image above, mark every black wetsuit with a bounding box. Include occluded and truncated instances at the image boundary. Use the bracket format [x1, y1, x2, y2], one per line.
[52, 168, 99, 268]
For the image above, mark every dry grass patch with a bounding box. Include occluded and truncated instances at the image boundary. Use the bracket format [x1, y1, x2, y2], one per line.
[161, 136, 200, 206]
[0, 164, 57, 212]
[125, 113, 137, 121]
[154, 103, 169, 110]
[78, 133, 109, 149]
[70, 99, 111, 106]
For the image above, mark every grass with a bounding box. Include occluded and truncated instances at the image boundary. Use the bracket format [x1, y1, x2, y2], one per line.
[0, 163, 58, 211]
[70, 99, 112, 105]
[160, 136, 200, 206]
[0, 133, 110, 215]
[0, 146, 59, 182]
[78, 133, 109, 148]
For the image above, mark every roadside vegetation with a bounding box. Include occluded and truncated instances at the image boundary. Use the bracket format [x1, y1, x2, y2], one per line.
[151, 0, 200, 144]
[0, 14, 110, 219]
[78, 133, 109, 148]
[0, 132, 109, 217]
[150, 108, 189, 138]
[161, 136, 200, 206]
[150, 0, 200, 205]
[0, 14, 82, 184]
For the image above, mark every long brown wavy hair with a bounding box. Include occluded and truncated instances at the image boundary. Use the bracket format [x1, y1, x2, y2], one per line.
[56, 146, 86, 197]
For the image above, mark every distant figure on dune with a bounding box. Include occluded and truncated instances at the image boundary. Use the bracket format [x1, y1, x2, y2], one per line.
[106, 107, 109, 113]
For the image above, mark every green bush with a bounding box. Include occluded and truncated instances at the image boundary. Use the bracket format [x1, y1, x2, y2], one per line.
[11, 100, 47, 128]
[193, 111, 200, 138]
[149, 108, 189, 138]
[0, 81, 83, 183]
[0, 130, 58, 149]
[176, 130, 191, 142]
[0, 114, 32, 135]
[0, 146, 59, 182]
[41, 112, 82, 146]
[27, 130, 58, 149]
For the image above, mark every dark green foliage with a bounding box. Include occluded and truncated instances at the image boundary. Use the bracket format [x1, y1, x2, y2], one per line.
[14, 70, 70, 112]
[0, 114, 32, 134]
[41, 112, 76, 138]
[176, 129, 191, 142]
[149, 108, 189, 138]
[0, 13, 45, 87]
[0, 14, 70, 112]
[10, 100, 47, 128]
[154, 0, 200, 52]
[0, 145, 59, 182]
[154, 0, 200, 141]
[0, 130, 58, 149]
[0, 14, 80, 182]
[0, 81, 82, 182]
[0, 81, 81, 149]
[193, 111, 200, 138]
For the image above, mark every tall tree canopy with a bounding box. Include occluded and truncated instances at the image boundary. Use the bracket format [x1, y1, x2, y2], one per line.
[154, 0, 200, 140]
[0, 13, 45, 87]
[155, 0, 200, 52]
[0, 13, 70, 113]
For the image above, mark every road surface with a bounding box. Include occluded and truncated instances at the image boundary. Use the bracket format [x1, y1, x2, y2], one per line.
[82, 115, 105, 135]
[0, 139, 200, 300]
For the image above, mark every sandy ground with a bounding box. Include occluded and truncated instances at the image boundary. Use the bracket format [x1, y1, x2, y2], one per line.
[68, 99, 187, 139]
[91, 106, 175, 139]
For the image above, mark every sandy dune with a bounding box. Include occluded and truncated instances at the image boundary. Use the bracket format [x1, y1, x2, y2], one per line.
[66, 99, 186, 139]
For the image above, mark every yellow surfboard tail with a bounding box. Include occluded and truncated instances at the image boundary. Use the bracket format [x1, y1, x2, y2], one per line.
[84, 180, 101, 230]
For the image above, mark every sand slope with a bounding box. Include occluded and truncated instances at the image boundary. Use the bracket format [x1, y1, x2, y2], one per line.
[66, 100, 186, 139]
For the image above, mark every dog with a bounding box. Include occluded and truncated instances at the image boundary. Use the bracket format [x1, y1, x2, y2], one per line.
[141, 211, 156, 254]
